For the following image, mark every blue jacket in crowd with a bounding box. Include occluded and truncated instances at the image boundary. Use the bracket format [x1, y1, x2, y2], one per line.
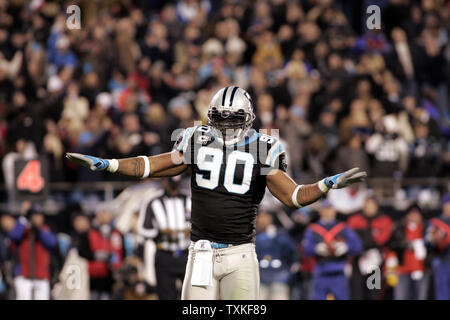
[256, 227, 297, 284]
[303, 220, 362, 276]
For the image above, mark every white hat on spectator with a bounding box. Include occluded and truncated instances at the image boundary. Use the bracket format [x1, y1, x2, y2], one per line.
[382, 114, 398, 134]
[30, 0, 44, 11]
[96, 92, 113, 110]
[418, 188, 440, 210]
[169, 96, 188, 112]
[202, 38, 224, 56]
[393, 188, 411, 211]
[47, 75, 64, 93]
[56, 36, 70, 49]
[226, 37, 246, 55]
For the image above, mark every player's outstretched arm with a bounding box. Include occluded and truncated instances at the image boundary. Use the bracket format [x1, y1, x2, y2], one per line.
[267, 168, 367, 208]
[66, 150, 186, 178]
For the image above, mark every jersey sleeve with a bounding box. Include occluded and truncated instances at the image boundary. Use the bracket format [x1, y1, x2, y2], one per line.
[261, 136, 287, 172]
[173, 126, 196, 154]
[172, 125, 205, 165]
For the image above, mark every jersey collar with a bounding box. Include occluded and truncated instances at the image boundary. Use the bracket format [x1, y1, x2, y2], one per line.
[211, 128, 258, 148]
[236, 129, 259, 146]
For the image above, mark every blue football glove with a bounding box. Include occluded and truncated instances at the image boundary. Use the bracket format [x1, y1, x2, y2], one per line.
[324, 167, 367, 189]
[66, 153, 110, 171]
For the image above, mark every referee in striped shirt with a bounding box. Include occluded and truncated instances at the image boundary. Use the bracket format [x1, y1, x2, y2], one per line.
[138, 176, 191, 300]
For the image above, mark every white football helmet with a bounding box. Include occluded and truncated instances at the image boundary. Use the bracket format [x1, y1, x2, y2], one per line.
[207, 86, 256, 145]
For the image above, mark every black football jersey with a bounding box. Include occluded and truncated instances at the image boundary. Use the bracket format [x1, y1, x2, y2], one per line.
[173, 125, 287, 244]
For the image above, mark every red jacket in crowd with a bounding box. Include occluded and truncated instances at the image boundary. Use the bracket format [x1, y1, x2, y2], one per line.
[8, 218, 57, 280]
[347, 213, 393, 249]
[88, 227, 124, 278]
[396, 222, 425, 274]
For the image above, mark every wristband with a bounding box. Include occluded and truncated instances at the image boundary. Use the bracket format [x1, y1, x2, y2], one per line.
[106, 159, 119, 173]
[291, 185, 303, 208]
[139, 156, 150, 179]
[318, 179, 330, 193]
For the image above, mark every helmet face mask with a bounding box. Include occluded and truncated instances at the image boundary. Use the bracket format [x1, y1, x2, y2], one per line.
[208, 107, 247, 130]
[207, 87, 255, 145]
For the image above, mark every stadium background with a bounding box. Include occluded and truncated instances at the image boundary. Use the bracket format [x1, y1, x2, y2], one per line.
[0, 0, 449, 300]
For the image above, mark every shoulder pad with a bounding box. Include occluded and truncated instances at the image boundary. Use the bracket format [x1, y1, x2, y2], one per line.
[173, 126, 197, 153]
[174, 125, 216, 153]
[258, 133, 286, 168]
[192, 125, 215, 146]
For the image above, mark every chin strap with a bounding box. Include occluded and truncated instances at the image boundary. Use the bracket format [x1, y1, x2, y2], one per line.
[213, 127, 248, 145]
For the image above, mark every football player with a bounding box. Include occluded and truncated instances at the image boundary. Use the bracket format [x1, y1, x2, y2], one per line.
[67, 86, 366, 300]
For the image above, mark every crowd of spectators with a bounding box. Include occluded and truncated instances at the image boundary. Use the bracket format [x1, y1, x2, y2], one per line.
[1, 0, 449, 187]
[0, 193, 449, 300]
[0, 0, 449, 300]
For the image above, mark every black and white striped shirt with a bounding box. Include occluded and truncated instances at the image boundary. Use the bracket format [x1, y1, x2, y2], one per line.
[138, 189, 191, 252]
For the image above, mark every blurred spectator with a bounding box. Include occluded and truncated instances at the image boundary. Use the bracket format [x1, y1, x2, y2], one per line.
[407, 120, 443, 177]
[256, 211, 297, 300]
[61, 82, 89, 132]
[142, 102, 170, 153]
[80, 72, 101, 108]
[0, 49, 22, 81]
[353, 29, 391, 55]
[333, 133, 370, 175]
[338, 99, 372, 149]
[415, 28, 448, 117]
[115, 18, 140, 74]
[327, 186, 368, 215]
[303, 201, 362, 300]
[2, 206, 57, 300]
[275, 104, 311, 178]
[84, 210, 124, 300]
[253, 31, 283, 72]
[425, 195, 450, 300]
[115, 113, 147, 157]
[387, 28, 416, 95]
[348, 196, 394, 300]
[0, 213, 11, 299]
[51, 212, 90, 300]
[119, 212, 154, 300]
[365, 115, 409, 177]
[141, 21, 174, 70]
[71, 213, 92, 259]
[389, 205, 428, 300]
[176, 0, 211, 24]
[117, 74, 150, 113]
[43, 120, 64, 182]
[47, 33, 77, 72]
[168, 96, 195, 130]
[316, 108, 339, 142]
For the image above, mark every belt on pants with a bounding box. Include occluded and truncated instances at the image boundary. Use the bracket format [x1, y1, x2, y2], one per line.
[211, 242, 233, 249]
